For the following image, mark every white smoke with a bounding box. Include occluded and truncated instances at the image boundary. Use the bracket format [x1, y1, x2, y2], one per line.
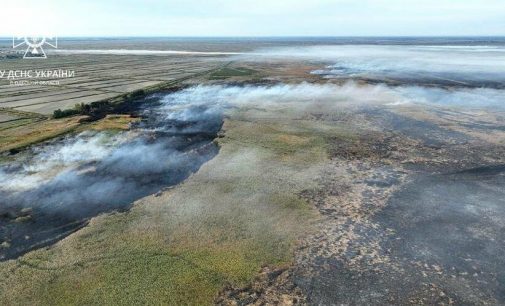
[241, 45, 505, 85]
[0, 93, 223, 214]
[1, 81, 503, 260]
[393, 86, 505, 110]
[0, 132, 123, 193]
[159, 83, 398, 109]
[157, 82, 505, 111]
[1, 82, 502, 210]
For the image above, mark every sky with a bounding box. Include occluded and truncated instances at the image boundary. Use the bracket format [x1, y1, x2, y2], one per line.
[1, 0, 505, 37]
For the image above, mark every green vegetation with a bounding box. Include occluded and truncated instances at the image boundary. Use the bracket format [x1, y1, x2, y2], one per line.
[129, 89, 146, 98]
[0, 61, 352, 304]
[0, 116, 84, 153]
[80, 115, 140, 132]
[209, 67, 258, 79]
[0, 113, 141, 155]
[52, 87, 166, 120]
[53, 101, 113, 119]
[53, 108, 80, 118]
[0, 104, 335, 305]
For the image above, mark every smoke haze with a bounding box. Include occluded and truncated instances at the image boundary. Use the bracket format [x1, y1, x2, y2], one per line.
[0, 93, 222, 260]
[245, 45, 505, 87]
[1, 74, 503, 260]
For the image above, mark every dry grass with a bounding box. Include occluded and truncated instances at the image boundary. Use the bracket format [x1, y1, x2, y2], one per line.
[0, 104, 340, 305]
[0, 114, 138, 155]
[0, 116, 85, 153]
[79, 115, 140, 132]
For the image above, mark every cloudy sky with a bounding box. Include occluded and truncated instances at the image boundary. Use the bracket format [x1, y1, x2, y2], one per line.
[1, 0, 504, 37]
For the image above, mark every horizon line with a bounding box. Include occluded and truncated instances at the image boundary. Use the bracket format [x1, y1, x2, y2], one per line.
[1, 35, 505, 40]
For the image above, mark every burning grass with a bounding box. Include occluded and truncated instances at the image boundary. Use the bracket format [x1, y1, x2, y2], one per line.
[0, 100, 333, 305]
[0, 82, 395, 304]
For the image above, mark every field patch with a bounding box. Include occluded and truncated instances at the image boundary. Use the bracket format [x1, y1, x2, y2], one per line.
[209, 67, 258, 79]
[0, 99, 332, 305]
[0, 116, 84, 153]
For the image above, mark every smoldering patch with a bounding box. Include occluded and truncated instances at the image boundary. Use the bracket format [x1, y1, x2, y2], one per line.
[0, 93, 222, 261]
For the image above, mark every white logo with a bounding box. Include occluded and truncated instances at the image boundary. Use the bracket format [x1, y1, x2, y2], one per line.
[13, 37, 58, 59]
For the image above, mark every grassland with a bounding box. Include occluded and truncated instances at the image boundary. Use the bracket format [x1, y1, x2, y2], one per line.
[0, 115, 84, 154]
[0, 100, 341, 305]
[0, 112, 141, 154]
[2, 39, 504, 305]
[79, 115, 140, 132]
[209, 67, 258, 80]
[0, 53, 368, 304]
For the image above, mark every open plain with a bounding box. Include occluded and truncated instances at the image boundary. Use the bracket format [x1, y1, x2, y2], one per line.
[0, 38, 504, 305]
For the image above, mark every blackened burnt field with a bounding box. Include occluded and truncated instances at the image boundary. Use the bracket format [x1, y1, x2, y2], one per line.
[0, 94, 222, 260]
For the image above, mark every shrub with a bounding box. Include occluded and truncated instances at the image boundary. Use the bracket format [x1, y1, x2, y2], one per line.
[53, 108, 79, 119]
